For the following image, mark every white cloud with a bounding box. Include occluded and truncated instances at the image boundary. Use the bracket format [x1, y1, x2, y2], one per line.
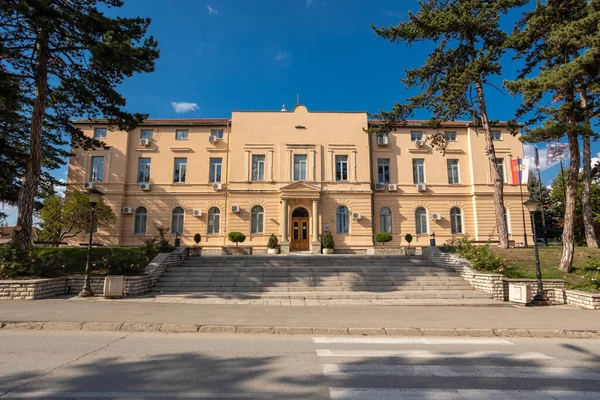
[274, 51, 289, 62]
[54, 179, 66, 198]
[523, 144, 554, 172]
[206, 5, 219, 15]
[171, 102, 200, 113]
[1, 203, 18, 226]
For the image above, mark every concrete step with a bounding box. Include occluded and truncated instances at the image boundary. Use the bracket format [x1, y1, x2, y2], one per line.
[151, 283, 476, 292]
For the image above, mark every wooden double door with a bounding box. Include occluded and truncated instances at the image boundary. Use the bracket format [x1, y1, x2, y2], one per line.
[290, 207, 310, 251]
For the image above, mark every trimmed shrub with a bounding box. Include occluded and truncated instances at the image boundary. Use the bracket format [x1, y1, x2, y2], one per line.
[375, 232, 393, 246]
[267, 234, 279, 249]
[194, 233, 202, 246]
[404, 234, 413, 248]
[322, 231, 334, 249]
[228, 232, 246, 246]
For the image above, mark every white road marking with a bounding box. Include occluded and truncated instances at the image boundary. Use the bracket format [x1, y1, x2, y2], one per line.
[312, 337, 515, 345]
[1, 392, 270, 399]
[316, 349, 553, 359]
[323, 364, 600, 380]
[329, 388, 600, 400]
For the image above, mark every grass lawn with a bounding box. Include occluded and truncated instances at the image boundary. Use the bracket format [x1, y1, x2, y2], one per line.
[492, 247, 600, 292]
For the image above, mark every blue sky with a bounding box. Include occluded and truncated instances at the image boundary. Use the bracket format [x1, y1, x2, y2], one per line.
[3, 0, 599, 224]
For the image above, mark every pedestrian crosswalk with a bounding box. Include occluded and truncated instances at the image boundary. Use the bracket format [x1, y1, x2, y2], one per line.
[312, 336, 600, 400]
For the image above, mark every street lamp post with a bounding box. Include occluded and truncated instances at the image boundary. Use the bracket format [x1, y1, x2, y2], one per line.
[79, 188, 105, 297]
[523, 199, 549, 306]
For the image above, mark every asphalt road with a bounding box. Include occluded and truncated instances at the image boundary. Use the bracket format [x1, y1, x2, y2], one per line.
[1, 331, 599, 399]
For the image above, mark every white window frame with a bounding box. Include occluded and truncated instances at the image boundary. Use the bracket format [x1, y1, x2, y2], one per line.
[450, 207, 463, 234]
[445, 131, 457, 142]
[447, 159, 460, 184]
[209, 157, 222, 183]
[171, 207, 185, 235]
[491, 130, 502, 141]
[91, 156, 104, 182]
[252, 154, 265, 181]
[173, 157, 187, 183]
[251, 205, 264, 234]
[335, 155, 348, 181]
[415, 207, 428, 235]
[336, 206, 350, 234]
[211, 129, 224, 139]
[294, 154, 307, 181]
[410, 131, 423, 142]
[494, 158, 506, 183]
[140, 129, 153, 140]
[207, 207, 221, 235]
[138, 158, 151, 183]
[94, 128, 107, 139]
[379, 207, 392, 234]
[133, 207, 147, 235]
[175, 129, 189, 140]
[413, 159, 425, 184]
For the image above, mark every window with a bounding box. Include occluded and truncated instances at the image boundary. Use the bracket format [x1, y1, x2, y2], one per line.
[134, 207, 147, 235]
[138, 158, 151, 183]
[173, 158, 187, 183]
[171, 207, 184, 234]
[207, 207, 220, 235]
[415, 207, 428, 234]
[336, 206, 349, 234]
[211, 129, 224, 139]
[90, 156, 104, 182]
[380, 207, 392, 234]
[491, 130, 502, 141]
[140, 129, 153, 140]
[505, 208, 511, 234]
[447, 159, 460, 184]
[450, 207, 462, 234]
[410, 131, 423, 142]
[412, 159, 425, 184]
[209, 157, 222, 183]
[294, 154, 307, 181]
[335, 155, 348, 181]
[94, 128, 107, 139]
[494, 158, 505, 183]
[445, 131, 457, 142]
[251, 205, 264, 234]
[252, 155, 265, 181]
[175, 129, 188, 140]
[377, 159, 390, 183]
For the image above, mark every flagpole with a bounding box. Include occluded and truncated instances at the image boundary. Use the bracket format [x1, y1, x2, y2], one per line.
[518, 157, 528, 247]
[537, 167, 548, 245]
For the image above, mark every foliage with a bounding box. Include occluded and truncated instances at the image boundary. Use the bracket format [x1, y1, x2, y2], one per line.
[143, 224, 174, 256]
[1, 0, 160, 248]
[443, 236, 506, 273]
[38, 192, 116, 245]
[228, 232, 246, 246]
[375, 232, 392, 245]
[193, 233, 201, 246]
[527, 172, 562, 241]
[321, 231, 334, 249]
[404, 234, 413, 248]
[573, 259, 600, 291]
[267, 234, 279, 249]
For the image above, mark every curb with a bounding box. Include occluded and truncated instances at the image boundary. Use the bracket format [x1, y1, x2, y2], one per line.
[1, 321, 599, 338]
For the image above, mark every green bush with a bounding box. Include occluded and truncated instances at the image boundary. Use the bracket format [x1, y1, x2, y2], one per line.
[404, 234, 413, 248]
[143, 224, 174, 256]
[322, 231, 334, 249]
[442, 236, 505, 273]
[228, 232, 246, 246]
[267, 234, 279, 249]
[573, 258, 600, 290]
[194, 233, 202, 246]
[375, 232, 393, 245]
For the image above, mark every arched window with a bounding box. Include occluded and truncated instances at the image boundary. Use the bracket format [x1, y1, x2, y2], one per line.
[336, 206, 349, 234]
[251, 205, 264, 234]
[171, 207, 184, 235]
[450, 207, 462, 234]
[380, 207, 392, 234]
[415, 207, 428, 234]
[134, 207, 147, 234]
[207, 207, 220, 235]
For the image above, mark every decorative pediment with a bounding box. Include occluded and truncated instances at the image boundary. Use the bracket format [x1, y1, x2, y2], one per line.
[279, 181, 321, 199]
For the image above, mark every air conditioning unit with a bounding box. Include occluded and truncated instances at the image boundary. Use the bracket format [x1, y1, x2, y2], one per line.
[351, 212, 361, 220]
[377, 135, 389, 145]
[212, 182, 223, 191]
[375, 183, 386, 191]
[388, 184, 398, 192]
[231, 205, 240, 213]
[416, 183, 427, 192]
[193, 209, 202, 217]
[139, 183, 150, 191]
[83, 182, 95, 190]
[122, 207, 133, 214]
[208, 135, 217, 143]
[140, 138, 150, 146]
[415, 139, 425, 147]
[431, 213, 442, 221]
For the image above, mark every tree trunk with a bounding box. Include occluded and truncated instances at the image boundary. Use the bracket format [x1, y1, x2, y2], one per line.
[559, 130, 580, 272]
[579, 91, 598, 248]
[475, 81, 509, 248]
[13, 29, 50, 249]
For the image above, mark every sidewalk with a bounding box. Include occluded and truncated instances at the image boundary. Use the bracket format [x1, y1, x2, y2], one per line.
[1, 298, 599, 338]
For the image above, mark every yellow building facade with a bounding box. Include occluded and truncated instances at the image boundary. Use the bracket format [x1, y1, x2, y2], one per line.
[67, 105, 532, 253]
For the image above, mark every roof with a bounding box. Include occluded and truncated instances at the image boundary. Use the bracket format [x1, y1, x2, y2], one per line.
[368, 120, 517, 128]
[71, 118, 230, 126]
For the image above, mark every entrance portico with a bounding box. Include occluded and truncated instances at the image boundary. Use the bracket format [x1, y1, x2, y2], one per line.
[279, 182, 321, 254]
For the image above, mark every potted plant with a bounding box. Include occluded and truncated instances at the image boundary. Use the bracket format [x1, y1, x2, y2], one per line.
[267, 234, 280, 255]
[404, 233, 415, 256]
[190, 233, 202, 256]
[375, 232, 392, 247]
[228, 231, 246, 246]
[322, 231, 334, 254]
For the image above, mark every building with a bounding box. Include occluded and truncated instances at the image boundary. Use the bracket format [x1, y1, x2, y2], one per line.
[66, 105, 532, 253]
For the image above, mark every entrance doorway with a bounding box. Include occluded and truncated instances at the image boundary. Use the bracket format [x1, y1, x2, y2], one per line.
[291, 207, 310, 251]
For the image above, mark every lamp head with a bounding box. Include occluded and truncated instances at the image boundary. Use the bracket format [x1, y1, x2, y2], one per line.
[86, 188, 105, 206]
[523, 199, 541, 213]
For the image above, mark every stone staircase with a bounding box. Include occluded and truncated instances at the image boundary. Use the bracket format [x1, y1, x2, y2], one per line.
[149, 255, 504, 306]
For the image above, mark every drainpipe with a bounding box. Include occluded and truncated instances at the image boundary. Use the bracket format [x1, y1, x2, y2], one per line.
[223, 119, 232, 247]
[368, 124, 376, 247]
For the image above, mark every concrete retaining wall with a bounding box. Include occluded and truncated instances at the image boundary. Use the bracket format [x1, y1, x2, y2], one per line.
[564, 290, 600, 310]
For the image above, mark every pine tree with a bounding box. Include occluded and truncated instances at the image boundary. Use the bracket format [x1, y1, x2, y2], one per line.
[505, 0, 600, 271]
[0, 0, 159, 248]
[527, 171, 562, 241]
[369, 0, 527, 248]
